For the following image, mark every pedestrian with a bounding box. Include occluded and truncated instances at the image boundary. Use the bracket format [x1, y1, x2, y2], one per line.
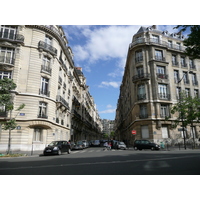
[108, 142, 111, 150]
[103, 141, 108, 150]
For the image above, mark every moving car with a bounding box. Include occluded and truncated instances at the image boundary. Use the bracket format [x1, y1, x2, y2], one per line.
[43, 140, 71, 155]
[134, 140, 160, 150]
[71, 141, 84, 150]
[116, 141, 127, 150]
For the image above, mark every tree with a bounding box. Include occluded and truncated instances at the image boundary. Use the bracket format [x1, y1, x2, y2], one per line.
[168, 92, 200, 149]
[0, 78, 25, 154]
[174, 25, 200, 59]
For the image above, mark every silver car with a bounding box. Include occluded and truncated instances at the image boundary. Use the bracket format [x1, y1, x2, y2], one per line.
[117, 142, 127, 150]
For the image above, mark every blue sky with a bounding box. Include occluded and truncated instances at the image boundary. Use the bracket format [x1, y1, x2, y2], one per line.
[62, 25, 182, 120]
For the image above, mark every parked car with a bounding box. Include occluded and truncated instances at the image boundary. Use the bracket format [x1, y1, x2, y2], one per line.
[116, 141, 127, 150]
[134, 140, 160, 150]
[71, 141, 84, 150]
[43, 140, 71, 155]
[91, 140, 100, 147]
[82, 140, 89, 148]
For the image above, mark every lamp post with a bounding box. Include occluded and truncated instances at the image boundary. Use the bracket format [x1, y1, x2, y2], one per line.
[177, 70, 193, 150]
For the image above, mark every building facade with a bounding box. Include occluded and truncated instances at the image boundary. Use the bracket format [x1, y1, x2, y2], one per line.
[101, 119, 114, 138]
[0, 25, 102, 152]
[115, 25, 200, 145]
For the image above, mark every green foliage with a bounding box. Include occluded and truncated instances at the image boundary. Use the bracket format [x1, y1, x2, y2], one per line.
[169, 92, 200, 128]
[0, 78, 25, 130]
[174, 25, 200, 59]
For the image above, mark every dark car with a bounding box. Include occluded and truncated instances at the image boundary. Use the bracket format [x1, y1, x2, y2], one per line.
[91, 140, 100, 147]
[71, 141, 84, 150]
[43, 140, 71, 155]
[134, 140, 160, 151]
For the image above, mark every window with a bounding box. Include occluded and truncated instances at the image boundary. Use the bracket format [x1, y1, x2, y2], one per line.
[42, 56, 50, 68]
[194, 89, 199, 97]
[155, 50, 164, 61]
[180, 57, 186, 67]
[158, 84, 168, 99]
[172, 55, 178, 66]
[38, 102, 47, 118]
[0, 47, 15, 64]
[135, 50, 143, 63]
[176, 87, 181, 99]
[33, 128, 43, 142]
[138, 84, 146, 100]
[183, 72, 189, 84]
[152, 35, 159, 43]
[137, 67, 144, 77]
[157, 66, 166, 78]
[168, 40, 172, 48]
[191, 73, 198, 85]
[176, 42, 181, 50]
[160, 104, 169, 118]
[45, 35, 52, 45]
[185, 88, 190, 97]
[189, 59, 195, 69]
[141, 125, 149, 139]
[140, 104, 148, 118]
[0, 71, 12, 79]
[174, 70, 179, 83]
[0, 25, 16, 40]
[40, 77, 49, 96]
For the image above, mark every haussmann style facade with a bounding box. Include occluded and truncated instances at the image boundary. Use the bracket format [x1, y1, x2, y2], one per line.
[0, 25, 102, 152]
[115, 25, 200, 146]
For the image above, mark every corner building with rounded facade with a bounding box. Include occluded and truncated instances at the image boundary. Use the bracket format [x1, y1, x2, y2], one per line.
[0, 25, 102, 152]
[115, 25, 200, 146]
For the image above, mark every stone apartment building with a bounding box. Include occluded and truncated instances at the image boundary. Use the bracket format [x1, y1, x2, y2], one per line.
[101, 119, 114, 137]
[0, 25, 102, 152]
[115, 25, 200, 145]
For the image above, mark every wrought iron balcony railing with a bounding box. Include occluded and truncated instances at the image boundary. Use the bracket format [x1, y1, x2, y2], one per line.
[38, 41, 57, 55]
[132, 73, 150, 82]
[137, 94, 146, 100]
[38, 114, 48, 119]
[0, 32, 24, 43]
[56, 95, 69, 109]
[41, 65, 52, 75]
[0, 56, 15, 65]
[157, 73, 168, 79]
[158, 93, 171, 100]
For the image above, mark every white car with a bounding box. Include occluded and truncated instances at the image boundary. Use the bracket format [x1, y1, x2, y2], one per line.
[117, 142, 127, 150]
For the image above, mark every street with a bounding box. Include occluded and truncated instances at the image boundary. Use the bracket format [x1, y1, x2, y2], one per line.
[0, 147, 200, 175]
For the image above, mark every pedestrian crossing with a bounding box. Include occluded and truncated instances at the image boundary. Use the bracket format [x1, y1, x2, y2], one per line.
[70, 149, 123, 154]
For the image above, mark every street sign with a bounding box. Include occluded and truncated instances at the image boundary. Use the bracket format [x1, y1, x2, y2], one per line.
[132, 130, 136, 135]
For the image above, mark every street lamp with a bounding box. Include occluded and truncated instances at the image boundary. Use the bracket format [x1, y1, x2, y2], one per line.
[177, 70, 193, 150]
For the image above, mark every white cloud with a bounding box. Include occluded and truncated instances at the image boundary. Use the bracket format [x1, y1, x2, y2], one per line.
[98, 81, 121, 88]
[99, 108, 116, 114]
[72, 25, 141, 63]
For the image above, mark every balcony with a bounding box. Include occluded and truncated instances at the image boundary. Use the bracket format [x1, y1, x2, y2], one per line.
[38, 41, 57, 56]
[38, 114, 48, 119]
[0, 32, 24, 43]
[137, 94, 146, 100]
[135, 56, 143, 63]
[155, 56, 166, 62]
[132, 73, 150, 83]
[190, 64, 196, 70]
[139, 113, 148, 119]
[172, 61, 179, 67]
[157, 73, 168, 79]
[41, 65, 52, 75]
[0, 56, 15, 66]
[56, 95, 69, 110]
[158, 93, 171, 100]
[0, 111, 7, 117]
[130, 38, 186, 52]
[39, 89, 50, 97]
[181, 63, 187, 68]
[192, 80, 198, 86]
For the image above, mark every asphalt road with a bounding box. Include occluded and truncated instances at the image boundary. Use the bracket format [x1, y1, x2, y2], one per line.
[1, 147, 200, 175]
